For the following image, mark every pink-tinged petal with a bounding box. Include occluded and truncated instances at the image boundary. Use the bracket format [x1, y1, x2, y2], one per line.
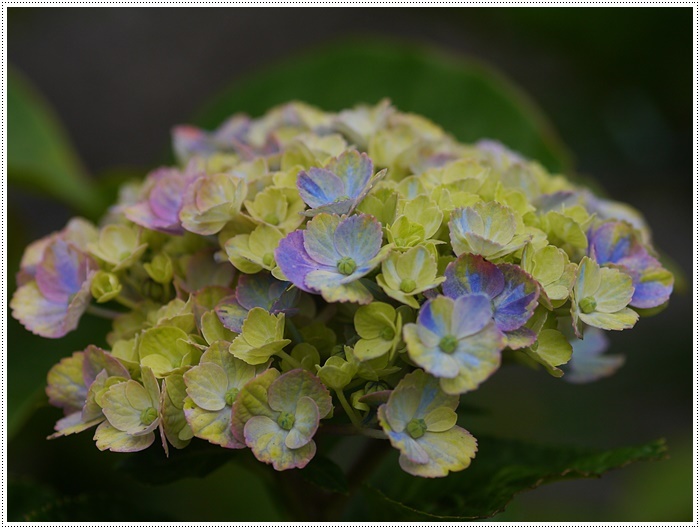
[443, 253, 505, 300]
[275, 231, 322, 294]
[36, 239, 96, 303]
[215, 296, 248, 333]
[334, 214, 383, 264]
[94, 421, 155, 453]
[11, 276, 93, 339]
[297, 167, 345, 209]
[82, 346, 130, 388]
[492, 264, 540, 332]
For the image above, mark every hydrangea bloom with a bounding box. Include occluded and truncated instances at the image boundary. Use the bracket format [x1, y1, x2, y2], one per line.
[443, 253, 540, 348]
[297, 150, 385, 216]
[14, 102, 672, 483]
[275, 213, 389, 304]
[403, 295, 505, 394]
[378, 370, 478, 477]
[588, 221, 673, 309]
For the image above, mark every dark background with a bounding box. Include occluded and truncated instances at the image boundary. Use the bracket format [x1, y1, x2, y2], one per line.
[7, 8, 693, 521]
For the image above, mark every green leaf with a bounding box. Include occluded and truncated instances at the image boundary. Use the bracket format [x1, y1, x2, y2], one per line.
[297, 455, 349, 495]
[116, 438, 237, 486]
[361, 436, 667, 521]
[8, 66, 106, 218]
[195, 39, 571, 173]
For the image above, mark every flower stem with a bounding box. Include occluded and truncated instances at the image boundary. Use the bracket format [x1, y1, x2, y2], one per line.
[86, 305, 124, 320]
[115, 295, 140, 311]
[335, 389, 363, 429]
[275, 350, 302, 369]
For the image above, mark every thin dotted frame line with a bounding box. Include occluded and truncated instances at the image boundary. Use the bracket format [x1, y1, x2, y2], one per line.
[0, 2, 697, 527]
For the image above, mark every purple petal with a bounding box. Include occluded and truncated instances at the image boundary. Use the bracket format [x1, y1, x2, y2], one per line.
[36, 240, 96, 303]
[275, 231, 322, 294]
[215, 296, 249, 333]
[630, 269, 674, 309]
[297, 168, 345, 209]
[334, 214, 382, 265]
[492, 264, 540, 332]
[417, 297, 452, 337]
[503, 326, 537, 349]
[235, 273, 299, 315]
[443, 254, 505, 300]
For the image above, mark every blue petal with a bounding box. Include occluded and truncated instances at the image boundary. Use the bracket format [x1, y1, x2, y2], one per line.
[297, 168, 345, 209]
[491, 264, 539, 332]
[443, 254, 505, 300]
[325, 150, 373, 199]
[451, 294, 493, 339]
[334, 214, 382, 265]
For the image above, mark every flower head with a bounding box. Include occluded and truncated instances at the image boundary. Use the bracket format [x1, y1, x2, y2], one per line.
[588, 221, 673, 309]
[125, 164, 200, 234]
[297, 150, 385, 216]
[443, 253, 540, 348]
[275, 213, 389, 304]
[232, 368, 332, 470]
[378, 370, 477, 477]
[11, 238, 97, 338]
[403, 295, 505, 394]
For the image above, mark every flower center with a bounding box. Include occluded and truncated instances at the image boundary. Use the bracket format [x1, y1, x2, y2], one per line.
[406, 418, 427, 439]
[277, 412, 295, 430]
[579, 296, 598, 314]
[224, 387, 239, 407]
[337, 257, 357, 276]
[399, 279, 416, 293]
[380, 327, 396, 341]
[262, 253, 275, 267]
[263, 213, 280, 225]
[439, 334, 458, 354]
[140, 406, 157, 425]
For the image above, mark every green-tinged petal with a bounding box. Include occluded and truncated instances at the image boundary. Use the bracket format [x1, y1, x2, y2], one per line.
[183, 363, 228, 411]
[244, 415, 316, 470]
[316, 356, 357, 390]
[305, 272, 373, 304]
[201, 310, 237, 345]
[580, 308, 639, 331]
[378, 406, 429, 464]
[525, 329, 573, 377]
[576, 256, 602, 302]
[182, 396, 243, 449]
[231, 368, 280, 443]
[101, 380, 158, 435]
[46, 352, 86, 413]
[93, 421, 155, 453]
[424, 407, 458, 432]
[285, 396, 320, 449]
[354, 302, 396, 339]
[268, 368, 332, 417]
[399, 427, 478, 478]
[160, 374, 192, 450]
[138, 326, 198, 377]
[595, 267, 634, 313]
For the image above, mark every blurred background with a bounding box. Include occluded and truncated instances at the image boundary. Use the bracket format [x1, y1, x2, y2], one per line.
[7, 7, 692, 521]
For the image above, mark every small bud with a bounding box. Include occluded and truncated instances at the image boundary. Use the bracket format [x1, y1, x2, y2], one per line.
[380, 327, 396, 341]
[263, 213, 280, 225]
[262, 253, 275, 268]
[337, 257, 357, 276]
[439, 334, 458, 354]
[399, 278, 416, 293]
[91, 271, 122, 303]
[140, 406, 158, 425]
[224, 387, 239, 407]
[406, 418, 427, 439]
[144, 252, 173, 284]
[277, 412, 295, 430]
[579, 296, 598, 314]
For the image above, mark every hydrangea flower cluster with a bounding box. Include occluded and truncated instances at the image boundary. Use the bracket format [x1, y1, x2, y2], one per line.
[12, 101, 673, 477]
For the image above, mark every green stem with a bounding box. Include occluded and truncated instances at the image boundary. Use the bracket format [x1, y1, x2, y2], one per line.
[86, 304, 124, 320]
[115, 295, 140, 311]
[275, 350, 302, 369]
[335, 389, 362, 429]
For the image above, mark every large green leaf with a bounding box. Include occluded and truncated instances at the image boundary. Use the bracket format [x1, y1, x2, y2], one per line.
[356, 436, 667, 521]
[8, 67, 107, 218]
[196, 38, 571, 172]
